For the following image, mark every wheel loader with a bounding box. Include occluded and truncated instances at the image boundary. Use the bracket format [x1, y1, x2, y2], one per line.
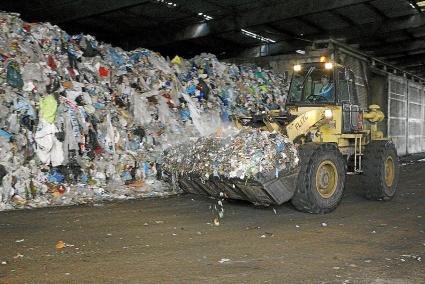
[170, 59, 399, 213]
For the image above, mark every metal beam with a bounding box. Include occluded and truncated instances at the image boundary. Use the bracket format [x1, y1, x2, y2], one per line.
[297, 16, 327, 33]
[356, 33, 423, 49]
[29, 0, 152, 24]
[363, 2, 388, 19]
[405, 66, 425, 74]
[379, 12, 425, 33]
[378, 48, 425, 60]
[143, 0, 373, 47]
[260, 13, 425, 58]
[370, 39, 425, 56]
[236, 40, 308, 58]
[263, 24, 299, 40]
[331, 10, 358, 26]
[334, 13, 425, 40]
[388, 52, 425, 67]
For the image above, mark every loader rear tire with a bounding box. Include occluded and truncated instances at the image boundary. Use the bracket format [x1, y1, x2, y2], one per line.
[291, 143, 346, 214]
[360, 140, 399, 200]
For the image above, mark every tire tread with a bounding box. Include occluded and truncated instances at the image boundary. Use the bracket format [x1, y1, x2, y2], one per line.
[291, 143, 346, 214]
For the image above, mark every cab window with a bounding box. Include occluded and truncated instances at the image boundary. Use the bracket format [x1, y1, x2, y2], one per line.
[289, 66, 335, 104]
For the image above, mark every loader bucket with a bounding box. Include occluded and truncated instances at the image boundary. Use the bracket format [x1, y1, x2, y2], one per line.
[172, 166, 300, 206]
[160, 129, 300, 206]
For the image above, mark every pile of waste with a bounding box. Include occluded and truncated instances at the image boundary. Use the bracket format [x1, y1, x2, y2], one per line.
[0, 12, 290, 211]
[161, 128, 299, 181]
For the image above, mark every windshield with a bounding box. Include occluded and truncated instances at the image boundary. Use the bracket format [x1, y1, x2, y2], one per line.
[288, 65, 335, 104]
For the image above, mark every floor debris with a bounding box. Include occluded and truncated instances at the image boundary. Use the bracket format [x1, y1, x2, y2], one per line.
[218, 258, 231, 263]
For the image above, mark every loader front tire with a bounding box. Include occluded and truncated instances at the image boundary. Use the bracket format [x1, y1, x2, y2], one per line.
[360, 140, 399, 200]
[291, 143, 346, 214]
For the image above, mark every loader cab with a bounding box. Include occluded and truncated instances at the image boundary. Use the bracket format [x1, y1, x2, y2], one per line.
[288, 62, 359, 105]
[288, 61, 362, 132]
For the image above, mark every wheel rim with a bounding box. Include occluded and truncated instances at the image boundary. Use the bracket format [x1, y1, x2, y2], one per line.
[315, 160, 338, 198]
[384, 156, 395, 187]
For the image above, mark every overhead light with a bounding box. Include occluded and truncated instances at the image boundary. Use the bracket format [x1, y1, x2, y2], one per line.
[155, 0, 177, 7]
[296, 50, 306, 55]
[241, 29, 276, 43]
[410, 3, 416, 8]
[198, 12, 213, 21]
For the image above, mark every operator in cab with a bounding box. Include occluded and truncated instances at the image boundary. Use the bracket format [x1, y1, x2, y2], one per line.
[317, 75, 334, 101]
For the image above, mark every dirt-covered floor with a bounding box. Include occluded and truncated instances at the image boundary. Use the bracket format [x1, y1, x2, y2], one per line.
[1, 156, 424, 284]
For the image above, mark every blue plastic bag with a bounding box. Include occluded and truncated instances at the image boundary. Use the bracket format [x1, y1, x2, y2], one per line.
[109, 48, 126, 66]
[6, 60, 23, 89]
[0, 129, 13, 141]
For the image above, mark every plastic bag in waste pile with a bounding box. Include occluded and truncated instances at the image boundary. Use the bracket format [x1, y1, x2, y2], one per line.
[0, 12, 290, 211]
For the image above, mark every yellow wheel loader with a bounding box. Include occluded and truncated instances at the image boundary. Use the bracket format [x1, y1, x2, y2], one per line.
[171, 59, 399, 213]
[282, 60, 399, 213]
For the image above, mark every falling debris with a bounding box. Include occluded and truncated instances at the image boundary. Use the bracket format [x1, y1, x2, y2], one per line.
[218, 258, 231, 263]
[400, 254, 422, 262]
[260, 232, 274, 238]
[213, 217, 220, 226]
[13, 253, 23, 259]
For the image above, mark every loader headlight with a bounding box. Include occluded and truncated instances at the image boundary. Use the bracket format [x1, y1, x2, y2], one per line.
[293, 64, 302, 72]
[324, 109, 333, 120]
[324, 62, 333, 70]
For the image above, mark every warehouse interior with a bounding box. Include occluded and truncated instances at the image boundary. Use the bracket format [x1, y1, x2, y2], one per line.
[0, 1, 424, 283]
[3, 0, 425, 74]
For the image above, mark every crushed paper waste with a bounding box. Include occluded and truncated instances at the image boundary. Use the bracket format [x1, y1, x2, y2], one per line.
[0, 12, 292, 211]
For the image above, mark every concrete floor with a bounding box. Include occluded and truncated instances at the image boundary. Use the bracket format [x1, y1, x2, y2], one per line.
[0, 158, 424, 284]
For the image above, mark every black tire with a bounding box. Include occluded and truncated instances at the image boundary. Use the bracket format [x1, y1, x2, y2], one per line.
[291, 143, 346, 214]
[360, 140, 399, 200]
